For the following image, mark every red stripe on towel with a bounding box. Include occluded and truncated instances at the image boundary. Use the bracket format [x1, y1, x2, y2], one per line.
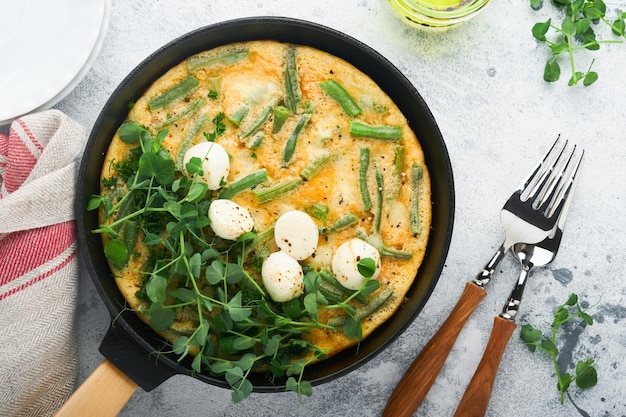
[2, 128, 38, 194]
[0, 133, 7, 191]
[0, 221, 76, 286]
[0, 132, 8, 160]
[0, 244, 77, 301]
[16, 118, 44, 153]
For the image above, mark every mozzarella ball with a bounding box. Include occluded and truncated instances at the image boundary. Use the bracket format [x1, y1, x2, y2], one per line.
[208, 199, 254, 240]
[261, 251, 304, 302]
[331, 238, 381, 290]
[183, 142, 230, 190]
[274, 210, 319, 260]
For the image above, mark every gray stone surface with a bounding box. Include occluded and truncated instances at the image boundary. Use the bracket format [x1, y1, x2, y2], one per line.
[52, 0, 626, 416]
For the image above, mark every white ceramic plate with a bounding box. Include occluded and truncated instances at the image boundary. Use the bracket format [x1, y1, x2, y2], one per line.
[0, 0, 110, 125]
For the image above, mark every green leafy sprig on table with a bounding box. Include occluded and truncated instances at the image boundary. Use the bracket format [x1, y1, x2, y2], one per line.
[88, 120, 384, 403]
[530, 0, 626, 86]
[520, 293, 598, 404]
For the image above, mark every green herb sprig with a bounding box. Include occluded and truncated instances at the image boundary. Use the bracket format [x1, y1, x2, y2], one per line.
[520, 293, 598, 404]
[530, 0, 626, 86]
[89, 122, 385, 403]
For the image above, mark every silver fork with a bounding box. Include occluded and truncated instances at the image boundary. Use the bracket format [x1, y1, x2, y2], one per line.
[383, 138, 578, 417]
[453, 146, 584, 417]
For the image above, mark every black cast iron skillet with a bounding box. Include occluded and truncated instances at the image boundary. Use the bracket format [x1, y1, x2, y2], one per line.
[62, 16, 454, 416]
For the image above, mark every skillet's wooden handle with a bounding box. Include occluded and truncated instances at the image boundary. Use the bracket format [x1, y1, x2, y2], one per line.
[54, 359, 138, 417]
[383, 282, 487, 417]
[453, 316, 517, 417]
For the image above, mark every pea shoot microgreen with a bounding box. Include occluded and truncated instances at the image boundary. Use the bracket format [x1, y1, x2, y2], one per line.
[530, 0, 625, 86]
[520, 293, 598, 404]
[88, 121, 386, 403]
[357, 257, 378, 278]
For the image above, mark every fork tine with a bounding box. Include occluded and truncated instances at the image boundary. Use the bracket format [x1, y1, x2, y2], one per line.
[518, 136, 567, 200]
[537, 144, 578, 214]
[547, 148, 584, 224]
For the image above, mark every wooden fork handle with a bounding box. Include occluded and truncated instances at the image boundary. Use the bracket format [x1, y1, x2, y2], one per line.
[383, 282, 487, 417]
[453, 316, 517, 417]
[54, 359, 138, 417]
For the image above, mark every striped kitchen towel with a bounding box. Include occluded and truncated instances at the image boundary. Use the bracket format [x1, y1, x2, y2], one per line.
[0, 110, 86, 417]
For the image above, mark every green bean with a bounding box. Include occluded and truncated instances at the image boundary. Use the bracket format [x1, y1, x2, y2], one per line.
[359, 147, 373, 211]
[374, 165, 384, 234]
[207, 76, 222, 98]
[282, 107, 312, 167]
[240, 105, 273, 139]
[272, 105, 290, 133]
[380, 247, 413, 259]
[228, 106, 249, 127]
[122, 220, 138, 265]
[388, 145, 405, 199]
[300, 154, 333, 181]
[317, 286, 344, 304]
[218, 169, 268, 199]
[327, 288, 393, 327]
[373, 103, 388, 114]
[319, 80, 362, 118]
[355, 229, 413, 260]
[244, 224, 275, 258]
[318, 269, 367, 304]
[175, 113, 208, 171]
[283, 46, 301, 113]
[393, 145, 405, 177]
[152, 97, 205, 130]
[323, 212, 358, 234]
[247, 132, 263, 149]
[112, 192, 136, 233]
[187, 47, 249, 71]
[410, 164, 424, 235]
[305, 203, 329, 221]
[253, 178, 303, 204]
[148, 75, 200, 111]
[349, 121, 402, 141]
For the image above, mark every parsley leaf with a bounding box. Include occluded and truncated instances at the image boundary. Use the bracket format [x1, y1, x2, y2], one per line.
[203, 112, 226, 141]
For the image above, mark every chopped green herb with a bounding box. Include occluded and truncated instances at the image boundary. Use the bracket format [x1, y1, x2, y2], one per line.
[203, 112, 227, 142]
